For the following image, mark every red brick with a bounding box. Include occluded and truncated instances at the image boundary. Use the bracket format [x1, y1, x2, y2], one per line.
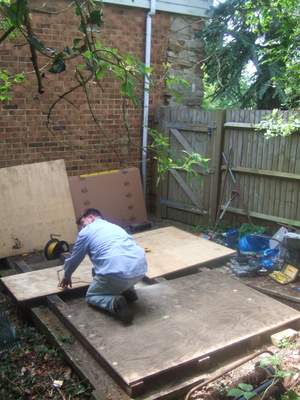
[0, 0, 170, 176]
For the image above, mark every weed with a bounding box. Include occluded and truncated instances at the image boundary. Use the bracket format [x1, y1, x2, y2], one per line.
[58, 335, 74, 345]
[227, 383, 256, 399]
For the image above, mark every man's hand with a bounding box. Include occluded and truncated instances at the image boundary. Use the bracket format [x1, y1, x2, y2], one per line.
[59, 277, 72, 289]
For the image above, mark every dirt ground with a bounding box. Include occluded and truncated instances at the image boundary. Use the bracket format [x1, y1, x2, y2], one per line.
[0, 289, 93, 400]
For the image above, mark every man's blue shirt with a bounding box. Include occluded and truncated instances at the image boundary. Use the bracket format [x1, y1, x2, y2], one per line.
[64, 218, 147, 280]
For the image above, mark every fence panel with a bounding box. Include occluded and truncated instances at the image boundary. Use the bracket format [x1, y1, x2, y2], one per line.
[222, 110, 300, 227]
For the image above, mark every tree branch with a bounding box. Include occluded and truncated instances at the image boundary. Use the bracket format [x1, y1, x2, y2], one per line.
[47, 83, 82, 128]
[23, 8, 44, 94]
[0, 26, 15, 43]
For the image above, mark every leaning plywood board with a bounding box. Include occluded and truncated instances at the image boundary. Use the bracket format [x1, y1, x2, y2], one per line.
[1, 257, 92, 302]
[69, 168, 148, 228]
[1, 227, 235, 302]
[134, 226, 236, 279]
[0, 160, 77, 258]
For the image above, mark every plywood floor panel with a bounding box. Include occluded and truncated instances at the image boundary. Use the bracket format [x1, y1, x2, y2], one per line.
[0, 160, 77, 258]
[56, 271, 300, 391]
[1, 227, 236, 301]
[1, 258, 92, 302]
[135, 227, 236, 279]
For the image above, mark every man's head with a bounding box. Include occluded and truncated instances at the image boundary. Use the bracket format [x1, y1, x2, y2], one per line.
[77, 208, 103, 229]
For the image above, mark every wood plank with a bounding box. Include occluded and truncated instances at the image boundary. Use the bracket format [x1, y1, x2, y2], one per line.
[166, 122, 209, 133]
[224, 122, 257, 129]
[1, 227, 236, 301]
[0, 160, 77, 258]
[49, 271, 300, 395]
[240, 275, 300, 305]
[169, 170, 202, 208]
[224, 206, 300, 227]
[160, 198, 206, 215]
[170, 128, 194, 154]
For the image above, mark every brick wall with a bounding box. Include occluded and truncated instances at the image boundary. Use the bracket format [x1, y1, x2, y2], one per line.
[0, 0, 171, 175]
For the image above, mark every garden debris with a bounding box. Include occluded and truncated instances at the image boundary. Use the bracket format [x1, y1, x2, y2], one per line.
[53, 379, 64, 388]
[269, 264, 299, 285]
[271, 329, 299, 348]
[0, 291, 93, 399]
[186, 335, 300, 400]
[221, 225, 300, 279]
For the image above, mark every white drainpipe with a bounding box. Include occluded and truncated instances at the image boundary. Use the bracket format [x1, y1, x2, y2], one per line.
[141, 0, 156, 194]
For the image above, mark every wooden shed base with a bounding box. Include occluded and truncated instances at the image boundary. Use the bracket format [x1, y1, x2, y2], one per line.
[48, 270, 300, 397]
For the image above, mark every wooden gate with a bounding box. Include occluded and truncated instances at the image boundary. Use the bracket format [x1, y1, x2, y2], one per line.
[157, 107, 300, 228]
[157, 107, 225, 226]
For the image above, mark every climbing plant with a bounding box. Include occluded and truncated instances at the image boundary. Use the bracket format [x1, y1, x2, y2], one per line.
[149, 129, 209, 184]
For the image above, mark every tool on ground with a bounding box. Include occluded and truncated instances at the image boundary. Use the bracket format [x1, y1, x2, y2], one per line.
[44, 234, 70, 260]
[211, 148, 252, 237]
[269, 263, 299, 284]
[56, 268, 90, 287]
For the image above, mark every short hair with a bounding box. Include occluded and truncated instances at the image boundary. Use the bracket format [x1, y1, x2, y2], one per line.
[77, 208, 103, 225]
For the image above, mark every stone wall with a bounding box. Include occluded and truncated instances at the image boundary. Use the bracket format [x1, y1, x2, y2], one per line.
[166, 15, 204, 107]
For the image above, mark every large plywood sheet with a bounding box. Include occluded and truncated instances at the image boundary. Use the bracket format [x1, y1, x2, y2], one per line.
[53, 271, 300, 393]
[1, 257, 92, 302]
[1, 227, 235, 301]
[69, 168, 148, 228]
[134, 226, 236, 279]
[0, 160, 77, 258]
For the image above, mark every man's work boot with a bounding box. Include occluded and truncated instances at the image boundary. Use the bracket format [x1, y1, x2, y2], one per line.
[122, 288, 138, 303]
[113, 296, 133, 325]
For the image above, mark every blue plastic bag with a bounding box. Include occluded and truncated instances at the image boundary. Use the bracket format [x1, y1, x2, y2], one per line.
[239, 234, 270, 255]
[222, 228, 239, 248]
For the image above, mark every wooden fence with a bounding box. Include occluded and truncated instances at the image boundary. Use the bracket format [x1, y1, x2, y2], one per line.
[156, 107, 300, 228]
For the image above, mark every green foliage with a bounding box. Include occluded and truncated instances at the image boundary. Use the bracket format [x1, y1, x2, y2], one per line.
[260, 354, 294, 379]
[277, 337, 297, 350]
[199, 0, 300, 109]
[0, 0, 145, 105]
[260, 354, 281, 369]
[0, 69, 24, 101]
[57, 335, 74, 345]
[227, 355, 297, 400]
[256, 109, 300, 138]
[227, 383, 256, 400]
[238, 223, 266, 237]
[149, 129, 209, 183]
[281, 390, 300, 400]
